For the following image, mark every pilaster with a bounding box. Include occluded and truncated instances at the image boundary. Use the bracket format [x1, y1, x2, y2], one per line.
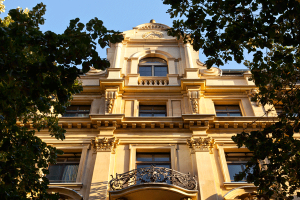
[187, 137, 218, 200]
[89, 137, 119, 200]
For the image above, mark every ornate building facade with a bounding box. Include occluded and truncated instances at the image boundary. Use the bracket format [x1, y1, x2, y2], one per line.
[38, 20, 280, 200]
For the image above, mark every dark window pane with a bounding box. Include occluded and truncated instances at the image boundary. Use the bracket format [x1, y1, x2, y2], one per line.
[153, 106, 166, 111]
[63, 113, 77, 117]
[227, 106, 240, 111]
[153, 113, 166, 117]
[215, 106, 227, 111]
[139, 106, 153, 112]
[154, 154, 170, 162]
[66, 106, 78, 111]
[154, 66, 168, 76]
[139, 113, 152, 117]
[136, 154, 153, 162]
[216, 113, 228, 117]
[78, 106, 90, 112]
[228, 164, 244, 182]
[229, 113, 242, 116]
[139, 105, 166, 117]
[48, 165, 64, 181]
[139, 66, 152, 76]
[137, 164, 152, 169]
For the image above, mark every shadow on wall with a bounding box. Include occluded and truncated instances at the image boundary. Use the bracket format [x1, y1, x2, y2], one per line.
[89, 181, 109, 200]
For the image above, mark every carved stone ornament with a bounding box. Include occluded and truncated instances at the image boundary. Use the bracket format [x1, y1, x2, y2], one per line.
[91, 137, 119, 153]
[187, 137, 215, 154]
[136, 23, 170, 30]
[188, 90, 200, 114]
[142, 31, 164, 39]
[247, 89, 261, 106]
[106, 91, 118, 113]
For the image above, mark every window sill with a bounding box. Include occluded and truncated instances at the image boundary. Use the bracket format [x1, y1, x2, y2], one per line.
[49, 182, 83, 191]
[223, 182, 254, 190]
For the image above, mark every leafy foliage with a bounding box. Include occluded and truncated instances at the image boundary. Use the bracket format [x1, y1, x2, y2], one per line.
[0, 3, 123, 199]
[164, 0, 300, 199]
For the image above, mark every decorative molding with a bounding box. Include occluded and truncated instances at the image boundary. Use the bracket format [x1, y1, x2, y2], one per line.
[187, 137, 215, 154]
[91, 137, 119, 153]
[188, 90, 200, 114]
[105, 91, 118, 113]
[136, 23, 170, 30]
[142, 31, 164, 39]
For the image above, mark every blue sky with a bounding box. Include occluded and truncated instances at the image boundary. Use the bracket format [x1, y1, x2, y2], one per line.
[1, 0, 247, 69]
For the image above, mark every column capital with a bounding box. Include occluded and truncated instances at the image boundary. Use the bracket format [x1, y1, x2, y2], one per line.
[91, 137, 119, 153]
[187, 137, 215, 154]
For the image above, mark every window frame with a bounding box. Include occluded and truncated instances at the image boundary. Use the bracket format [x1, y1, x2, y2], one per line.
[138, 57, 168, 77]
[225, 152, 253, 182]
[218, 146, 252, 184]
[136, 152, 171, 169]
[63, 105, 90, 117]
[215, 105, 242, 117]
[139, 105, 167, 117]
[129, 144, 177, 171]
[47, 152, 81, 183]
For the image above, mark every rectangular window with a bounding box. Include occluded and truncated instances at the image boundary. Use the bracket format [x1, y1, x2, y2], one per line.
[226, 152, 253, 182]
[215, 105, 242, 117]
[139, 105, 166, 117]
[136, 153, 171, 169]
[63, 105, 90, 117]
[139, 66, 168, 77]
[47, 152, 81, 183]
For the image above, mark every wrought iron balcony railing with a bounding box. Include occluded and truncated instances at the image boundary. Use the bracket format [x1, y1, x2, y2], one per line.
[109, 165, 197, 191]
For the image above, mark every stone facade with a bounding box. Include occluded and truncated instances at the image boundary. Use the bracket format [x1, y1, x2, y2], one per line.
[38, 20, 282, 200]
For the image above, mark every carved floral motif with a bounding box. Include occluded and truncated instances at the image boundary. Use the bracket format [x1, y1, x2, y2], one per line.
[91, 137, 119, 153]
[187, 137, 215, 154]
[142, 31, 164, 39]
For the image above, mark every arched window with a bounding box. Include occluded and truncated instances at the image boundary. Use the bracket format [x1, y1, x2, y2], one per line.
[139, 57, 168, 76]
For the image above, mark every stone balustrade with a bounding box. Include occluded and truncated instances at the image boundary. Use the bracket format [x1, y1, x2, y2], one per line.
[138, 78, 168, 86]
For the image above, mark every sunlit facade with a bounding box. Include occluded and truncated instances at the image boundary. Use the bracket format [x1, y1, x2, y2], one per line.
[38, 20, 280, 200]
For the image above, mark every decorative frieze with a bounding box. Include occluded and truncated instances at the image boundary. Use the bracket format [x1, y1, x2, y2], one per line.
[142, 31, 164, 39]
[187, 137, 215, 154]
[91, 137, 119, 153]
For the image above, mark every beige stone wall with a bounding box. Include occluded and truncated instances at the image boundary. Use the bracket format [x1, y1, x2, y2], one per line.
[39, 21, 287, 200]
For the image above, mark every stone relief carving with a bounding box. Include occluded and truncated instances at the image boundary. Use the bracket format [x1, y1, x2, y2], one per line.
[137, 24, 169, 30]
[106, 91, 118, 113]
[91, 137, 119, 153]
[187, 137, 215, 154]
[188, 90, 200, 114]
[142, 31, 164, 39]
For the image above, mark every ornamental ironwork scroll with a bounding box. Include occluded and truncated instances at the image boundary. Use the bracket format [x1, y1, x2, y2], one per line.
[109, 165, 197, 191]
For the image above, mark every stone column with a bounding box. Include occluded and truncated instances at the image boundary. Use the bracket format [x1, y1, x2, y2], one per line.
[113, 43, 123, 68]
[184, 43, 194, 68]
[89, 137, 119, 200]
[187, 137, 218, 200]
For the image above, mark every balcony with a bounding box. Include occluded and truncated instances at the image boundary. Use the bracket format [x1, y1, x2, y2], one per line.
[138, 77, 169, 86]
[109, 166, 198, 200]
